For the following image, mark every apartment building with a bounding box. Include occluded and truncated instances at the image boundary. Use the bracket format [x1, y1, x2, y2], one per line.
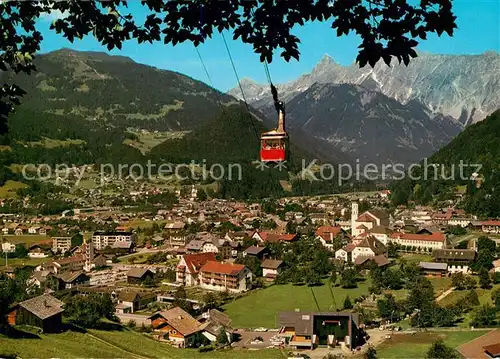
[199, 261, 252, 293]
[52, 237, 72, 254]
[92, 231, 135, 250]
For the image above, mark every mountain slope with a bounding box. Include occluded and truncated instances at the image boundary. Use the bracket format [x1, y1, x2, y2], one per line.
[0, 49, 268, 166]
[390, 110, 500, 217]
[230, 52, 500, 125]
[260, 83, 462, 165]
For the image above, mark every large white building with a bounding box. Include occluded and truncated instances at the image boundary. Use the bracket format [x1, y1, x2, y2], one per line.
[389, 231, 447, 250]
[92, 231, 135, 250]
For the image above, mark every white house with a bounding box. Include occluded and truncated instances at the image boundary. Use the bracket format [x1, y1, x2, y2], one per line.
[351, 236, 387, 262]
[1, 241, 16, 253]
[261, 259, 284, 280]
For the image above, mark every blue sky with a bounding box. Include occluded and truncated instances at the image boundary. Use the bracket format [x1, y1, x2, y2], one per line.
[38, 0, 499, 92]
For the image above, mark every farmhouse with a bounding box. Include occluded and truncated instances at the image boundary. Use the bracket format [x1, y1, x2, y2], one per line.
[8, 294, 64, 332]
[126, 268, 155, 284]
[481, 220, 500, 234]
[56, 271, 90, 289]
[261, 259, 284, 281]
[432, 249, 476, 274]
[148, 307, 203, 348]
[315, 225, 349, 251]
[199, 261, 252, 293]
[279, 311, 360, 350]
[198, 309, 233, 344]
[116, 290, 157, 313]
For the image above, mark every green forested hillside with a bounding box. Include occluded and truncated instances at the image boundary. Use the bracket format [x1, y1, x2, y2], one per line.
[390, 110, 500, 217]
[0, 49, 351, 201]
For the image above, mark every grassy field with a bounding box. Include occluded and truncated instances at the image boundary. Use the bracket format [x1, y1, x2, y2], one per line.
[0, 257, 51, 268]
[0, 180, 28, 198]
[1, 235, 50, 245]
[89, 329, 284, 359]
[376, 330, 489, 359]
[0, 328, 284, 359]
[223, 279, 371, 328]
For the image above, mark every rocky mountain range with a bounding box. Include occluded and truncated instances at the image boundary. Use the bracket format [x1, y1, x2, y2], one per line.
[260, 83, 462, 165]
[230, 52, 499, 165]
[230, 52, 500, 125]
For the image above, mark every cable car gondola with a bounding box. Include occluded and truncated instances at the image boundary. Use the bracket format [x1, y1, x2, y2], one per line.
[260, 100, 288, 163]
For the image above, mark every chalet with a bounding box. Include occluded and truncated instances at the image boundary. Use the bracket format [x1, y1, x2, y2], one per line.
[224, 231, 250, 242]
[49, 255, 86, 274]
[315, 225, 349, 251]
[185, 239, 205, 253]
[56, 271, 90, 289]
[8, 294, 64, 332]
[199, 261, 252, 293]
[176, 252, 217, 286]
[52, 237, 72, 254]
[261, 259, 284, 281]
[431, 210, 453, 226]
[148, 307, 203, 348]
[126, 268, 155, 284]
[29, 270, 56, 289]
[354, 254, 390, 268]
[243, 246, 267, 260]
[27, 245, 50, 259]
[198, 309, 233, 344]
[28, 226, 40, 234]
[116, 290, 157, 313]
[419, 262, 448, 277]
[481, 220, 500, 234]
[432, 249, 476, 274]
[309, 213, 329, 225]
[389, 231, 447, 250]
[279, 311, 360, 349]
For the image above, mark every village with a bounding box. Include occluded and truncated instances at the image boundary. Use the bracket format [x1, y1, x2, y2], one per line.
[1, 188, 500, 359]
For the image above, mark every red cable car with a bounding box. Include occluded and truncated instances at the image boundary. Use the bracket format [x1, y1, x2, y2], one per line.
[260, 101, 288, 163]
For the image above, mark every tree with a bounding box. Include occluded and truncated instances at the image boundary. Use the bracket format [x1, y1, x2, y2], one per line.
[0, 1, 457, 132]
[377, 293, 399, 320]
[425, 339, 458, 359]
[217, 326, 229, 346]
[471, 304, 497, 327]
[340, 268, 358, 289]
[235, 255, 262, 277]
[365, 346, 377, 359]
[330, 271, 337, 286]
[343, 295, 353, 310]
[64, 293, 115, 328]
[71, 233, 83, 247]
[491, 288, 500, 311]
[464, 289, 480, 307]
[203, 292, 220, 310]
[479, 268, 492, 289]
